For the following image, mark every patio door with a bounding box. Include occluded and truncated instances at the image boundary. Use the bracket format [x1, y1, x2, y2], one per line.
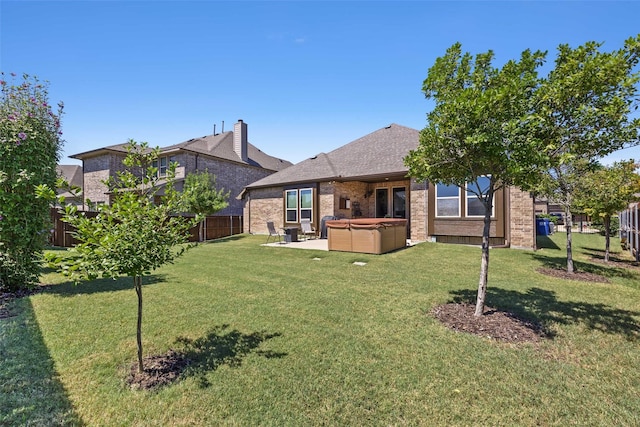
[376, 187, 407, 218]
[392, 187, 406, 218]
[376, 189, 388, 218]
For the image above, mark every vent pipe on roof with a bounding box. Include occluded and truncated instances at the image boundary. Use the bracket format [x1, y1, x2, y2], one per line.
[222, 121, 224, 133]
[233, 119, 248, 162]
[213, 124, 216, 135]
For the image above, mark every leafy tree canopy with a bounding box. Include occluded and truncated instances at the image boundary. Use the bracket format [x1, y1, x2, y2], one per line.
[574, 160, 640, 261]
[181, 170, 230, 242]
[42, 141, 199, 373]
[530, 35, 640, 273]
[405, 42, 546, 191]
[404, 42, 546, 317]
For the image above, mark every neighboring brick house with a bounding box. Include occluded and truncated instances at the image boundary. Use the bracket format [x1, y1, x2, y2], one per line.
[71, 120, 292, 215]
[241, 123, 537, 249]
[56, 164, 84, 207]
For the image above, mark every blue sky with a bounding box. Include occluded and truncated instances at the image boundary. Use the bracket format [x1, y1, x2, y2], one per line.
[2, 1, 639, 166]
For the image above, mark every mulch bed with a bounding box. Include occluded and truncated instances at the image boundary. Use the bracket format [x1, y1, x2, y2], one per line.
[126, 350, 191, 390]
[432, 303, 546, 344]
[537, 267, 610, 283]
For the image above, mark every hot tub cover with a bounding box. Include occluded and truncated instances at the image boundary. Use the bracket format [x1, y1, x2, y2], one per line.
[326, 218, 407, 229]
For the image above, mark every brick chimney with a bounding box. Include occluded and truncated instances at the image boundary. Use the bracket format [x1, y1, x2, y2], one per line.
[233, 119, 248, 162]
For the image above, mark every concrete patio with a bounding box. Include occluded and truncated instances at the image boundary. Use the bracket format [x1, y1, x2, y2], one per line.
[262, 238, 420, 251]
[262, 238, 329, 251]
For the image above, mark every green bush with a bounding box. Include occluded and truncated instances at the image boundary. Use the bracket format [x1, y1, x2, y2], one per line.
[0, 73, 63, 291]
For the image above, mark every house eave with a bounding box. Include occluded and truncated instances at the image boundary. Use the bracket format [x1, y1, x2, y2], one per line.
[244, 170, 411, 192]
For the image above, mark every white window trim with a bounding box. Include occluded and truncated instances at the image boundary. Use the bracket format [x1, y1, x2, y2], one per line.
[435, 184, 461, 218]
[153, 155, 176, 178]
[285, 189, 298, 223]
[299, 188, 313, 221]
[466, 176, 495, 218]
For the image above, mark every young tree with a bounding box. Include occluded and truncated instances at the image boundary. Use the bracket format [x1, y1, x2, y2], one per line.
[405, 43, 546, 317]
[574, 160, 640, 262]
[0, 73, 64, 291]
[43, 141, 198, 373]
[532, 36, 640, 273]
[181, 170, 229, 242]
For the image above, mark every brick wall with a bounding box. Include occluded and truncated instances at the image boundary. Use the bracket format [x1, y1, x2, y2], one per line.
[318, 182, 336, 220]
[410, 179, 428, 241]
[82, 153, 127, 207]
[509, 187, 535, 249]
[184, 154, 276, 216]
[332, 181, 369, 218]
[82, 150, 277, 216]
[243, 187, 284, 234]
[244, 179, 430, 241]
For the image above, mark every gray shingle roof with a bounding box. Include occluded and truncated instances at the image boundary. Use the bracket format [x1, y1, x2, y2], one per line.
[71, 131, 292, 172]
[165, 132, 291, 171]
[56, 164, 83, 198]
[56, 164, 83, 187]
[246, 123, 420, 188]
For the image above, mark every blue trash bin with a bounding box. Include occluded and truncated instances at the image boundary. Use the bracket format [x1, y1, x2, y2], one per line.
[536, 218, 549, 236]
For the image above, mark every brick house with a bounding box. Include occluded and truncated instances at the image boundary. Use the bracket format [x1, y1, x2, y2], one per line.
[56, 164, 84, 207]
[242, 123, 536, 249]
[71, 120, 292, 215]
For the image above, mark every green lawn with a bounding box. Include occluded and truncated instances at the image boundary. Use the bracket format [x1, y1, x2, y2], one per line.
[2, 233, 639, 426]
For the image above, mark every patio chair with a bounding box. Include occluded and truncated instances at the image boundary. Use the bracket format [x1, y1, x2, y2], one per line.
[300, 219, 317, 240]
[266, 221, 281, 244]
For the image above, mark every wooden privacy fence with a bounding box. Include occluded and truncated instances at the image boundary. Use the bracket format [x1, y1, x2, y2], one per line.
[619, 202, 639, 262]
[191, 215, 244, 242]
[50, 208, 243, 247]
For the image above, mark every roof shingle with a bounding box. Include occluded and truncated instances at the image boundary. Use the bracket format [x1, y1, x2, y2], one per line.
[246, 123, 419, 188]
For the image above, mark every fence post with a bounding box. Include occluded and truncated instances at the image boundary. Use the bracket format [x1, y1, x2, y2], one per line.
[633, 203, 640, 262]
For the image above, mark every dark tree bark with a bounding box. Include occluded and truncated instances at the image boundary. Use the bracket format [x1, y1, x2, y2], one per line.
[604, 215, 611, 263]
[565, 206, 575, 274]
[135, 275, 144, 373]
[475, 190, 494, 317]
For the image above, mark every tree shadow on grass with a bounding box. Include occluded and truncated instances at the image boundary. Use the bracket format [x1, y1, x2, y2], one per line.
[536, 235, 561, 250]
[0, 298, 84, 426]
[450, 287, 640, 341]
[174, 325, 287, 388]
[529, 252, 639, 281]
[203, 235, 246, 244]
[42, 274, 168, 297]
[581, 247, 640, 267]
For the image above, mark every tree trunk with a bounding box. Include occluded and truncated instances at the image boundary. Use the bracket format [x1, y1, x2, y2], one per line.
[604, 215, 611, 263]
[134, 275, 144, 373]
[565, 206, 574, 274]
[474, 193, 493, 317]
[199, 219, 205, 242]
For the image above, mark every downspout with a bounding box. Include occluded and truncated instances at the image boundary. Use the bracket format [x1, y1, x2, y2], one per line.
[247, 192, 251, 234]
[634, 203, 640, 262]
[82, 160, 87, 211]
[424, 180, 428, 242]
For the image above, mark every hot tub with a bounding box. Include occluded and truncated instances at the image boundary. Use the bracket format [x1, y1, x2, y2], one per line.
[325, 218, 407, 254]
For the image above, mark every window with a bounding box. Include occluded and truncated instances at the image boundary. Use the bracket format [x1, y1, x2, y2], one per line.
[285, 188, 313, 223]
[286, 190, 298, 222]
[152, 156, 176, 177]
[392, 187, 406, 218]
[376, 188, 388, 218]
[300, 188, 312, 220]
[466, 176, 493, 217]
[436, 184, 460, 217]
